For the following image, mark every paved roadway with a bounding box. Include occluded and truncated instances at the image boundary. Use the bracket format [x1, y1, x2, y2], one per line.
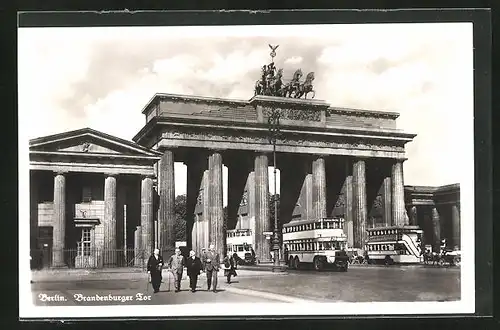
[231, 265, 461, 302]
[31, 265, 460, 305]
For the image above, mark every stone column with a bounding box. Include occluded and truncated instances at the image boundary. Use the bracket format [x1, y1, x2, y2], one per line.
[52, 172, 66, 268]
[104, 174, 117, 266]
[305, 174, 313, 220]
[312, 156, 327, 219]
[382, 176, 392, 226]
[431, 207, 441, 253]
[202, 170, 210, 251]
[209, 151, 225, 258]
[392, 161, 407, 226]
[344, 165, 354, 248]
[141, 176, 155, 260]
[134, 226, 142, 267]
[30, 172, 39, 257]
[254, 153, 270, 263]
[352, 160, 367, 249]
[409, 206, 418, 226]
[158, 150, 175, 260]
[247, 171, 256, 249]
[451, 203, 460, 250]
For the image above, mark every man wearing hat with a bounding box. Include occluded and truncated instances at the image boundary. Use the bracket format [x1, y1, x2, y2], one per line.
[147, 248, 164, 293]
[168, 248, 186, 293]
[202, 244, 220, 293]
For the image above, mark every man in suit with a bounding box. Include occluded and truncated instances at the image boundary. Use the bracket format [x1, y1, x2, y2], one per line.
[202, 244, 220, 293]
[185, 250, 203, 292]
[147, 248, 164, 293]
[168, 248, 185, 293]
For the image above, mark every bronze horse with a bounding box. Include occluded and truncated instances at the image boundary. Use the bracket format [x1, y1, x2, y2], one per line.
[254, 65, 267, 96]
[294, 72, 315, 99]
[267, 68, 284, 96]
[282, 69, 303, 98]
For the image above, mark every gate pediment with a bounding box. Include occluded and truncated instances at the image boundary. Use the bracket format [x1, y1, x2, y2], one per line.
[30, 128, 162, 158]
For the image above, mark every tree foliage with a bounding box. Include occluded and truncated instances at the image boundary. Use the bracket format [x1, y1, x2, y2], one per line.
[173, 194, 187, 241]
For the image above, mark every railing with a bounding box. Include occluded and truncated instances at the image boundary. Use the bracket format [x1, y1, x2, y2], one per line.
[30, 248, 148, 270]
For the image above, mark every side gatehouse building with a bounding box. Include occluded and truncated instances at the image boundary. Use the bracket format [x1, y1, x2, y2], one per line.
[28, 93, 461, 269]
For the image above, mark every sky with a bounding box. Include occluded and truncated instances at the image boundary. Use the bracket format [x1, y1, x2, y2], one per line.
[18, 23, 474, 198]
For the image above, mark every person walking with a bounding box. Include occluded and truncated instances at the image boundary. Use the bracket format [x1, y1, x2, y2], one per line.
[147, 248, 164, 293]
[223, 253, 238, 284]
[185, 250, 202, 293]
[168, 248, 185, 293]
[202, 244, 220, 293]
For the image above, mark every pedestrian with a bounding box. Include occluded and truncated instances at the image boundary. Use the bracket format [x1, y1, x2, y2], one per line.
[147, 248, 164, 293]
[202, 244, 220, 293]
[284, 246, 289, 265]
[223, 253, 238, 284]
[168, 248, 185, 293]
[185, 250, 202, 293]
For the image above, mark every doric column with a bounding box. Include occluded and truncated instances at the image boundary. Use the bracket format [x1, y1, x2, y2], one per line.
[134, 226, 142, 267]
[247, 171, 256, 249]
[409, 206, 418, 226]
[431, 207, 441, 253]
[104, 174, 117, 266]
[254, 153, 270, 263]
[383, 176, 392, 226]
[344, 162, 354, 248]
[209, 151, 225, 258]
[202, 170, 210, 251]
[352, 159, 367, 249]
[305, 173, 313, 220]
[141, 175, 155, 258]
[158, 149, 175, 259]
[312, 156, 327, 219]
[52, 172, 66, 267]
[30, 172, 39, 256]
[392, 161, 407, 226]
[451, 203, 460, 250]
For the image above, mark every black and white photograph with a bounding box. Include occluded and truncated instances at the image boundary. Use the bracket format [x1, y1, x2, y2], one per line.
[18, 14, 477, 318]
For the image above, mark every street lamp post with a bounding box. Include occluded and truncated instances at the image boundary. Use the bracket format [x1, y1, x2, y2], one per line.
[267, 107, 286, 272]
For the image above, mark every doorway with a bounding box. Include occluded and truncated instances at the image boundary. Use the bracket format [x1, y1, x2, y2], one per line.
[37, 226, 53, 268]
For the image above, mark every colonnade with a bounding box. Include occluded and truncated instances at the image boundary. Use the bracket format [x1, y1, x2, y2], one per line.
[152, 148, 408, 262]
[49, 171, 155, 267]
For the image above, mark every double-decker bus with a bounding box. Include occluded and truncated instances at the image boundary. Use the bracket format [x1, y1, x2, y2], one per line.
[365, 226, 423, 264]
[282, 217, 349, 271]
[226, 229, 255, 265]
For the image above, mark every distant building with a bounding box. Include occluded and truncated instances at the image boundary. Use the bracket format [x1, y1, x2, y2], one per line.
[404, 184, 460, 252]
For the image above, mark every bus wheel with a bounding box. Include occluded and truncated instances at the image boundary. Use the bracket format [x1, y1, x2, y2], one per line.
[294, 256, 300, 270]
[313, 257, 324, 271]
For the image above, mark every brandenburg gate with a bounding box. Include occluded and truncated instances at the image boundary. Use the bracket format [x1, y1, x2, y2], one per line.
[133, 47, 416, 262]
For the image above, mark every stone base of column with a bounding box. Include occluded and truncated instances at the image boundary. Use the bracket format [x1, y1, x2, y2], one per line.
[51, 249, 67, 268]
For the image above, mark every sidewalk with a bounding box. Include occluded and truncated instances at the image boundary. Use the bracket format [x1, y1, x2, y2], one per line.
[31, 267, 286, 283]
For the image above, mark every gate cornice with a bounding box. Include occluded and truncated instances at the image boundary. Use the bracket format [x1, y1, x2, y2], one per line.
[133, 115, 416, 145]
[133, 93, 417, 160]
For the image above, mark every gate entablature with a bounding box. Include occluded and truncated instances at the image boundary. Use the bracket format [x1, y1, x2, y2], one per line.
[134, 93, 416, 160]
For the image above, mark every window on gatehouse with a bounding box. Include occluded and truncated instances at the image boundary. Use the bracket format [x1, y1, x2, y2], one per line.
[77, 227, 91, 256]
[82, 186, 92, 203]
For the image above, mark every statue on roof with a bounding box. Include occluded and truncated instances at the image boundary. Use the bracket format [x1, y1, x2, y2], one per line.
[253, 45, 315, 99]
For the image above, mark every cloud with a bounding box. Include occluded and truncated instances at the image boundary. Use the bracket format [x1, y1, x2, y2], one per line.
[18, 24, 473, 188]
[285, 56, 303, 65]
